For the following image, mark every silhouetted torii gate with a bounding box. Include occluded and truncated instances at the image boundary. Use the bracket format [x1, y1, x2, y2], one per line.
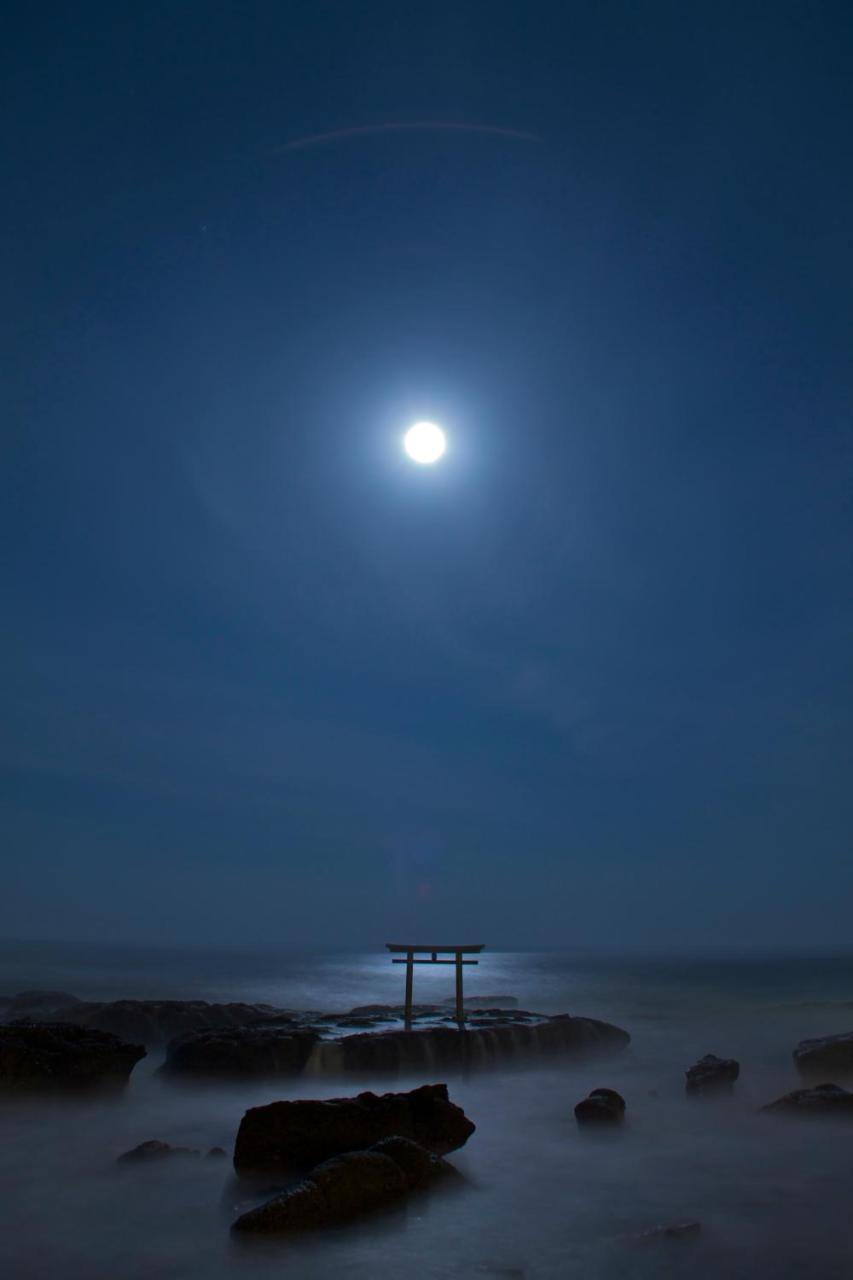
[385, 943, 485, 1025]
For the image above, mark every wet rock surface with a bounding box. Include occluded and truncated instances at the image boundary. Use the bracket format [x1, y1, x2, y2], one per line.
[232, 1135, 454, 1235]
[574, 1087, 626, 1125]
[794, 1031, 853, 1077]
[762, 1082, 853, 1115]
[233, 1082, 475, 1177]
[0, 1021, 145, 1090]
[685, 1053, 739, 1093]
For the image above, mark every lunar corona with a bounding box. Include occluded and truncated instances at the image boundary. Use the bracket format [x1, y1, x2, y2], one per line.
[403, 421, 446, 464]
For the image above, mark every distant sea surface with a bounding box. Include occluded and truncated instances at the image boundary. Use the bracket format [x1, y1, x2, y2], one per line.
[2, 940, 853, 1280]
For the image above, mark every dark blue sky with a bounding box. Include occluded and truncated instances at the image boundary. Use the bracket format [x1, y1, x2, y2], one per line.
[3, 2, 851, 948]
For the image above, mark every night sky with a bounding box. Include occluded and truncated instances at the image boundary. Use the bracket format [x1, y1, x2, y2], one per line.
[3, 2, 852, 949]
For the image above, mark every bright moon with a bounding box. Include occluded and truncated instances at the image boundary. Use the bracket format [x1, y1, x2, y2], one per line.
[403, 421, 446, 464]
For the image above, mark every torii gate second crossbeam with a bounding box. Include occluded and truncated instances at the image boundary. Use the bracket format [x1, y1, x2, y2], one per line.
[385, 943, 485, 1025]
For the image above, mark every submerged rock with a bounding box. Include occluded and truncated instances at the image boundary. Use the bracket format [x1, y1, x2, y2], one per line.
[118, 1140, 200, 1162]
[0, 1021, 145, 1091]
[762, 1082, 853, 1115]
[162, 1026, 320, 1078]
[685, 1054, 739, 1094]
[794, 1032, 853, 1078]
[232, 1136, 453, 1235]
[574, 1087, 626, 1126]
[233, 1082, 475, 1177]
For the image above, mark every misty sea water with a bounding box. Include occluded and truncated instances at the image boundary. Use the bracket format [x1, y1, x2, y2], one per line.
[2, 941, 853, 1279]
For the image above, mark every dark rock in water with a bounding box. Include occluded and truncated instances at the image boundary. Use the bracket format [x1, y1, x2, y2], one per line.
[206, 1146, 228, 1158]
[685, 1054, 739, 1093]
[635, 1221, 702, 1243]
[0, 1021, 145, 1091]
[232, 1136, 453, 1235]
[1, 991, 81, 1020]
[794, 1032, 853, 1077]
[233, 1082, 475, 1177]
[162, 1026, 320, 1078]
[762, 1082, 853, 1115]
[118, 1140, 200, 1162]
[574, 1087, 626, 1126]
[32, 999, 290, 1047]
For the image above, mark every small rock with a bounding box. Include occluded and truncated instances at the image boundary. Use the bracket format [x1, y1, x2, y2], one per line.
[574, 1087, 626, 1125]
[637, 1221, 702, 1242]
[793, 1031, 853, 1078]
[206, 1146, 228, 1159]
[685, 1054, 739, 1094]
[118, 1140, 200, 1162]
[762, 1082, 853, 1115]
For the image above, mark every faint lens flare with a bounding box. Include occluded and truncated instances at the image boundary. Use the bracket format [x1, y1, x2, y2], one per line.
[274, 121, 542, 153]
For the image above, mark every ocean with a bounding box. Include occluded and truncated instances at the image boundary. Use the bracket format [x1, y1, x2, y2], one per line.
[1, 940, 852, 1279]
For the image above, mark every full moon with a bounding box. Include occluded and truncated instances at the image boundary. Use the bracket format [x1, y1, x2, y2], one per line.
[403, 421, 446, 464]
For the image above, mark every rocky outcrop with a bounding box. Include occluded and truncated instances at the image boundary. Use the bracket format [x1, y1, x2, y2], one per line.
[0, 1021, 145, 1090]
[327, 1013, 629, 1076]
[794, 1032, 853, 1078]
[0, 991, 81, 1020]
[762, 1082, 853, 1115]
[574, 1087, 626, 1125]
[162, 1026, 320, 1078]
[32, 999, 288, 1047]
[162, 1010, 629, 1080]
[232, 1136, 454, 1235]
[685, 1054, 739, 1094]
[233, 1082, 474, 1177]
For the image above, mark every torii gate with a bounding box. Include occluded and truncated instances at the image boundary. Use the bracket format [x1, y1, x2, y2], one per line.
[385, 943, 485, 1025]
